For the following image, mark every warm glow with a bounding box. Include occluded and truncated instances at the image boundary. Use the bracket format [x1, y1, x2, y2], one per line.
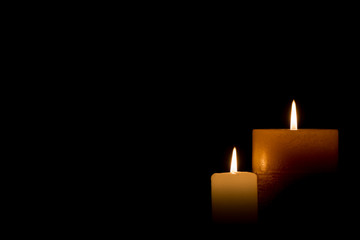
[291, 100, 297, 130]
[230, 147, 237, 173]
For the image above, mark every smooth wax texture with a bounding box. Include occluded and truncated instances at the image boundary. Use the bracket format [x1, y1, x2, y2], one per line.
[253, 129, 338, 174]
[211, 172, 258, 223]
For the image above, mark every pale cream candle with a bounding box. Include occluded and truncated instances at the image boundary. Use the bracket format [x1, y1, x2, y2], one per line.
[211, 147, 258, 223]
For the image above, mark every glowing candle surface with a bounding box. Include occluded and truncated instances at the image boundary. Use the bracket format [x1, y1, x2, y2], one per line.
[252, 100, 338, 208]
[211, 147, 258, 223]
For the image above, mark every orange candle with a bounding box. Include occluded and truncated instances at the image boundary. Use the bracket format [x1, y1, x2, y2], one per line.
[212, 147, 258, 223]
[252, 100, 338, 209]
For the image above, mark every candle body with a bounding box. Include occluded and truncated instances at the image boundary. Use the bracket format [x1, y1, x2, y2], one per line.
[252, 129, 338, 209]
[211, 172, 258, 223]
[253, 129, 338, 174]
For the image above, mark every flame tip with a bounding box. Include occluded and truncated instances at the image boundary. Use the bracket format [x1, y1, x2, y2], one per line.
[230, 147, 237, 173]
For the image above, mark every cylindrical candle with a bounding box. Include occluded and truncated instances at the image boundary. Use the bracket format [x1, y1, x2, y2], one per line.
[211, 172, 258, 223]
[211, 147, 258, 223]
[252, 101, 339, 209]
[253, 129, 338, 174]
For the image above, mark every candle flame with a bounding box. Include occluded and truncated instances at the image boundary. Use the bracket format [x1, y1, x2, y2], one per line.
[290, 100, 297, 130]
[230, 147, 237, 173]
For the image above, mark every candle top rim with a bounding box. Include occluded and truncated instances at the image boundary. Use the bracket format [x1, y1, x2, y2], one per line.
[252, 129, 338, 131]
[212, 172, 257, 175]
[211, 172, 257, 181]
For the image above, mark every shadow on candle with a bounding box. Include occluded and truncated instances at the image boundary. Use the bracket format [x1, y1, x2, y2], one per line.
[211, 172, 258, 224]
[259, 172, 341, 225]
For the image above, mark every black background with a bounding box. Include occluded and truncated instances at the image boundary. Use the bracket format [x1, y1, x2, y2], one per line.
[10, 3, 360, 236]
[109, 7, 360, 231]
[133, 62, 359, 226]
[150, 82, 356, 219]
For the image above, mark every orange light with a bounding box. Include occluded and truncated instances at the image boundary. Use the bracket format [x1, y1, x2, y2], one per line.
[290, 100, 297, 130]
[230, 147, 237, 173]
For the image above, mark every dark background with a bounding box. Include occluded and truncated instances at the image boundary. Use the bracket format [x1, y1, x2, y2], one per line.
[111, 7, 360, 230]
[10, 3, 360, 235]
[135, 62, 359, 226]
[150, 83, 357, 221]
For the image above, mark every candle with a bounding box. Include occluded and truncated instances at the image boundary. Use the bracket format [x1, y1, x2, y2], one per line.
[252, 100, 338, 209]
[211, 147, 258, 223]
